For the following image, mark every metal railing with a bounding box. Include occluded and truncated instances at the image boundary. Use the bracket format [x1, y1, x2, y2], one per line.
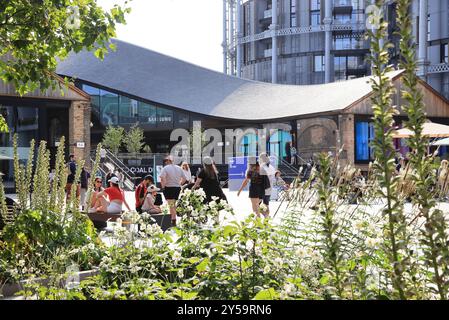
[235, 22, 366, 47]
[95, 149, 137, 191]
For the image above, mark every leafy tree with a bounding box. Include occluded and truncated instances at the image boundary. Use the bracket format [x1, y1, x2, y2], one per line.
[123, 124, 145, 154]
[102, 125, 124, 154]
[0, 0, 131, 131]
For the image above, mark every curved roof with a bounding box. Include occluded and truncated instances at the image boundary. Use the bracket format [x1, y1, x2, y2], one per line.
[56, 39, 401, 121]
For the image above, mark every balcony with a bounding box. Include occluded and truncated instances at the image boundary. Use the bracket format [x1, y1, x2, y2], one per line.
[333, 0, 353, 14]
[427, 63, 449, 74]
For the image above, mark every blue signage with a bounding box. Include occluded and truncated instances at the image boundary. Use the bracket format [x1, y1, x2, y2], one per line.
[228, 156, 248, 180]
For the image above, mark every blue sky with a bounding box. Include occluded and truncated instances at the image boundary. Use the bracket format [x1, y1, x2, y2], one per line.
[98, 0, 223, 72]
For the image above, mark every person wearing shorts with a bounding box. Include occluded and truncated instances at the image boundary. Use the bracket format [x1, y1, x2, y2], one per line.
[90, 176, 131, 214]
[259, 153, 276, 217]
[159, 156, 186, 225]
[237, 160, 266, 218]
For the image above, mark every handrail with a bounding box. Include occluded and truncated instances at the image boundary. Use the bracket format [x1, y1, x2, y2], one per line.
[234, 22, 366, 47]
[103, 149, 135, 182]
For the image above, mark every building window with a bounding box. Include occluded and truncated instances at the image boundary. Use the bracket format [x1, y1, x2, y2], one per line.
[314, 55, 325, 72]
[334, 13, 351, 24]
[442, 43, 449, 64]
[290, 0, 297, 27]
[156, 107, 173, 129]
[99, 89, 119, 126]
[138, 102, 157, 126]
[427, 14, 430, 41]
[119, 96, 138, 124]
[310, 0, 320, 26]
[82, 85, 100, 115]
[355, 121, 374, 162]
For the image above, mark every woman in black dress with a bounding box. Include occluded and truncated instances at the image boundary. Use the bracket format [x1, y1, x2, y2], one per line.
[193, 156, 227, 203]
[237, 161, 266, 217]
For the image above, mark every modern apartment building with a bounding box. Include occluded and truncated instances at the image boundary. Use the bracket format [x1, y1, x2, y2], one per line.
[223, 0, 449, 99]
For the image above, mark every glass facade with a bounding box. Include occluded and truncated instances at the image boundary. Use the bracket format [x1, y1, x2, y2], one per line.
[0, 105, 39, 187]
[355, 121, 374, 162]
[310, 0, 320, 26]
[290, 0, 297, 27]
[82, 84, 182, 130]
[314, 55, 325, 72]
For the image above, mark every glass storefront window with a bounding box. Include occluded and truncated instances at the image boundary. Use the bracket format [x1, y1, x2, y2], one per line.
[157, 107, 173, 128]
[138, 102, 157, 126]
[0, 105, 39, 188]
[82, 85, 100, 114]
[100, 89, 119, 126]
[119, 96, 138, 124]
[175, 112, 189, 128]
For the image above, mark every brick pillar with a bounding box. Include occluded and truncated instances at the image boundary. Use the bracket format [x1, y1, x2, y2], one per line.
[69, 100, 91, 169]
[339, 114, 355, 167]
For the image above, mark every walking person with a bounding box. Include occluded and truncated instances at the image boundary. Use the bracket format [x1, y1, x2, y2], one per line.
[259, 153, 276, 217]
[80, 167, 91, 211]
[193, 156, 227, 204]
[291, 145, 297, 165]
[90, 176, 131, 214]
[66, 154, 80, 200]
[159, 156, 186, 226]
[285, 142, 292, 164]
[100, 147, 106, 164]
[181, 162, 194, 184]
[237, 160, 266, 218]
[135, 175, 154, 213]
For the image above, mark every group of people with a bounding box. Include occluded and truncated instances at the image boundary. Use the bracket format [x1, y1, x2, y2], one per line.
[237, 153, 288, 218]
[64, 151, 290, 225]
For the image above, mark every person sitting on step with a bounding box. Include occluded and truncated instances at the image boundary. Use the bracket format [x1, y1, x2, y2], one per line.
[89, 176, 131, 214]
[141, 185, 163, 215]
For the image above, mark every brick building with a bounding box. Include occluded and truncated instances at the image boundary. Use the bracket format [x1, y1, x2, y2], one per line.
[0, 75, 91, 192]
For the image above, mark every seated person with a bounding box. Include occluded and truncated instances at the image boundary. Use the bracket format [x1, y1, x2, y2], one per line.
[89, 177, 131, 214]
[141, 185, 162, 214]
[89, 177, 105, 211]
[274, 170, 290, 191]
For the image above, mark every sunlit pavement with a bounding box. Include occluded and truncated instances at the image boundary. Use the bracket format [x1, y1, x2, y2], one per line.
[123, 190, 289, 225]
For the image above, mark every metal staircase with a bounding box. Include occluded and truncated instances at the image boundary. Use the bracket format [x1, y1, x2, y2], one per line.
[92, 148, 136, 191]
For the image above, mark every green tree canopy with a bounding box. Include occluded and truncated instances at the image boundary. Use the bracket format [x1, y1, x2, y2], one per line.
[102, 125, 124, 154]
[0, 0, 131, 132]
[123, 124, 145, 154]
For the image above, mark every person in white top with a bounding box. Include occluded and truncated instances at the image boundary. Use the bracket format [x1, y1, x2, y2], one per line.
[181, 162, 193, 184]
[142, 185, 162, 214]
[159, 156, 186, 226]
[259, 153, 276, 217]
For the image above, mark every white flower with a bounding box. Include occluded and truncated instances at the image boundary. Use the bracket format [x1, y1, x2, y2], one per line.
[295, 248, 307, 259]
[273, 257, 283, 269]
[283, 283, 296, 296]
[263, 265, 271, 274]
[245, 240, 253, 251]
[18, 260, 25, 267]
[141, 213, 150, 220]
[352, 220, 365, 231]
[177, 269, 184, 278]
[173, 250, 182, 261]
[365, 237, 381, 248]
[189, 235, 200, 246]
[87, 243, 95, 251]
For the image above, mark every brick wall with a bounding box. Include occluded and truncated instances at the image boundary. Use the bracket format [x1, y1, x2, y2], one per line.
[69, 100, 91, 169]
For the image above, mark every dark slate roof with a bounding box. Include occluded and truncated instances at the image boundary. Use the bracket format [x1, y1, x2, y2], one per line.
[56, 39, 402, 121]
